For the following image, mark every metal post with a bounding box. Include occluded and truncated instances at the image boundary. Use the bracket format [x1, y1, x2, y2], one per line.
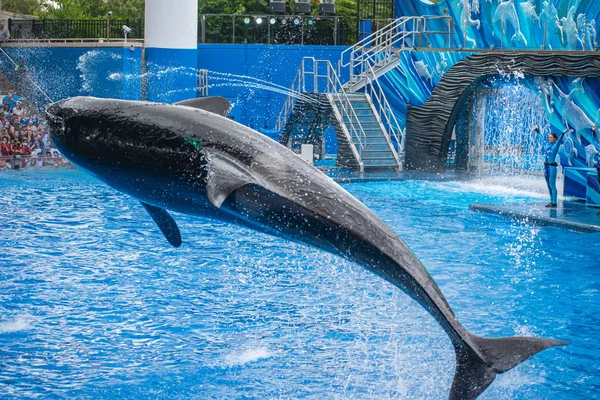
[301, 20, 304, 45]
[501, 20, 504, 50]
[106, 16, 111, 39]
[543, 20, 547, 50]
[425, 17, 429, 48]
[334, 16, 338, 46]
[268, 15, 270, 44]
[201, 14, 205, 44]
[583, 16, 587, 50]
[232, 15, 235, 44]
[313, 59, 317, 93]
[141, 46, 147, 101]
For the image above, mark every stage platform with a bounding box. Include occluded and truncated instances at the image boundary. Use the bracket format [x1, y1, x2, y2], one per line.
[470, 201, 600, 233]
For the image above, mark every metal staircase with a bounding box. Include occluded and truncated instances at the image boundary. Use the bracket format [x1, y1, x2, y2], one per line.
[340, 15, 452, 92]
[276, 15, 453, 172]
[331, 93, 400, 169]
[278, 93, 330, 158]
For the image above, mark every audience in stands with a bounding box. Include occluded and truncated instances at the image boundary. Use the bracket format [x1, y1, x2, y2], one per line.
[0, 87, 65, 169]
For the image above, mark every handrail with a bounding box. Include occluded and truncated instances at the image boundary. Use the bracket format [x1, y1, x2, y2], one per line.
[313, 58, 368, 150]
[275, 62, 304, 132]
[6, 38, 144, 43]
[198, 69, 209, 97]
[363, 64, 404, 166]
[0, 47, 55, 105]
[275, 56, 368, 170]
[340, 15, 453, 88]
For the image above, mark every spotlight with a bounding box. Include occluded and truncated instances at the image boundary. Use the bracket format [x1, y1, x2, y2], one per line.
[255, 17, 263, 24]
[269, 0, 286, 14]
[319, 0, 336, 15]
[244, 17, 251, 24]
[294, 0, 310, 14]
[294, 18, 301, 25]
[281, 18, 287, 25]
[270, 18, 277, 25]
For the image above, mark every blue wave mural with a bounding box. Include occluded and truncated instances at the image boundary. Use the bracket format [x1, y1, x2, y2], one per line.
[374, 0, 600, 170]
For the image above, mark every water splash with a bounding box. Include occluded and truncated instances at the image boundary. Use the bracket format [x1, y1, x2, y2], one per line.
[224, 347, 274, 366]
[471, 77, 548, 175]
[76, 50, 122, 93]
[0, 317, 32, 333]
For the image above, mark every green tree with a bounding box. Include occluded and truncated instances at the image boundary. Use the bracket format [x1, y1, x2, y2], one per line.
[198, 0, 268, 15]
[106, 0, 145, 20]
[38, 0, 87, 19]
[3, 0, 42, 15]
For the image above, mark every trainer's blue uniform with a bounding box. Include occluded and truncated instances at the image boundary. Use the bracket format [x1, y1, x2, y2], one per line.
[539, 129, 566, 205]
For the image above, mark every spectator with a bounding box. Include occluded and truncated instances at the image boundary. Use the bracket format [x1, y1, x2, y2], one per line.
[0, 91, 66, 169]
[2, 89, 20, 111]
[1, 136, 9, 156]
[13, 102, 25, 117]
[0, 20, 10, 42]
[42, 129, 51, 148]
[2, 103, 10, 119]
[14, 59, 29, 93]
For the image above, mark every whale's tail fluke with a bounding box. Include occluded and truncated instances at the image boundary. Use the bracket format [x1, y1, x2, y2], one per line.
[450, 335, 567, 400]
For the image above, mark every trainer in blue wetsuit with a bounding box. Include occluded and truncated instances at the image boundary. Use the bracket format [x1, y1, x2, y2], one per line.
[534, 126, 569, 208]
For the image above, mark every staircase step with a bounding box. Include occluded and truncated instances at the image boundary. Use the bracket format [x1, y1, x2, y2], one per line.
[343, 118, 379, 125]
[350, 135, 387, 144]
[362, 144, 392, 151]
[359, 150, 394, 158]
[363, 159, 399, 167]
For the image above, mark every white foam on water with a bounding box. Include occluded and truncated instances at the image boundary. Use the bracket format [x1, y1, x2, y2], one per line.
[224, 347, 274, 367]
[0, 317, 32, 333]
[441, 175, 556, 199]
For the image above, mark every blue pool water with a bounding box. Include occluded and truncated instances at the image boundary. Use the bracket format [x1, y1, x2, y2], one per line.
[0, 171, 598, 399]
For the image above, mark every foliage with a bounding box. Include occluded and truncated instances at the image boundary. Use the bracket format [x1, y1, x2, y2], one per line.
[5, 0, 358, 43]
[198, 0, 268, 15]
[3, 0, 42, 16]
[34, 0, 142, 20]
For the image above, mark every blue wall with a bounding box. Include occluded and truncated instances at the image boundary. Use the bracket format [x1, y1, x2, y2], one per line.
[5, 44, 347, 134]
[145, 48, 198, 103]
[197, 44, 347, 130]
[3, 46, 142, 106]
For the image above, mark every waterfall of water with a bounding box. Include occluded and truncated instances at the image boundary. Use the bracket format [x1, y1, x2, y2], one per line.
[470, 78, 550, 176]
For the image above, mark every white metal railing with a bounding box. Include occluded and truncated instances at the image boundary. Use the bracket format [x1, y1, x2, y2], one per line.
[310, 58, 368, 152]
[363, 63, 404, 164]
[340, 15, 453, 88]
[275, 59, 306, 131]
[1, 155, 69, 169]
[0, 47, 55, 105]
[276, 57, 368, 171]
[198, 69, 209, 97]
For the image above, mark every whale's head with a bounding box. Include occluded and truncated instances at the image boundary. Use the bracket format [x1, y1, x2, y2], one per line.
[46, 97, 138, 172]
[46, 96, 205, 186]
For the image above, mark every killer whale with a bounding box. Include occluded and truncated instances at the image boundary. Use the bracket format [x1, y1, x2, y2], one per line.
[46, 96, 566, 399]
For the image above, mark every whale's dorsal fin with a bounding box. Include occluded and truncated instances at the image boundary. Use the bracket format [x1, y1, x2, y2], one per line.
[174, 97, 231, 117]
[204, 147, 258, 208]
[140, 202, 182, 247]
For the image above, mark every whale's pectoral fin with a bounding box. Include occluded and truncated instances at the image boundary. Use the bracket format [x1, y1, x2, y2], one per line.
[174, 97, 232, 117]
[140, 202, 182, 248]
[204, 148, 258, 208]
